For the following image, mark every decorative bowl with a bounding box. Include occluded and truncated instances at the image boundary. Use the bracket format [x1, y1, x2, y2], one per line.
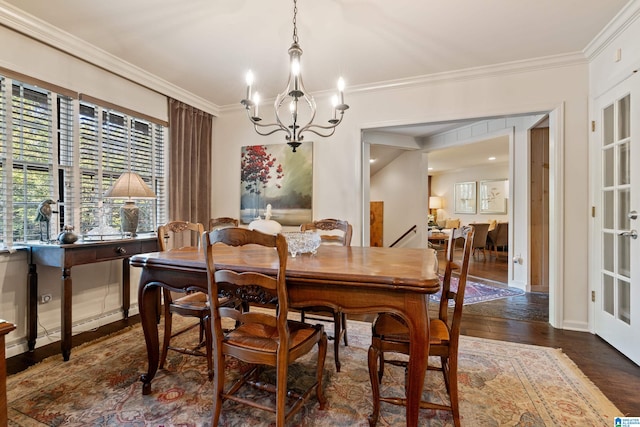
[283, 231, 321, 257]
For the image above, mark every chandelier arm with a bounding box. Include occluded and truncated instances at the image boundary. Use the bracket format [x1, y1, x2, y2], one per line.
[301, 127, 337, 139]
[273, 94, 293, 138]
[244, 107, 292, 137]
[299, 113, 344, 134]
[252, 124, 290, 137]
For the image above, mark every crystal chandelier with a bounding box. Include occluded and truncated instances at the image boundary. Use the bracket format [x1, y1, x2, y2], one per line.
[241, 0, 349, 152]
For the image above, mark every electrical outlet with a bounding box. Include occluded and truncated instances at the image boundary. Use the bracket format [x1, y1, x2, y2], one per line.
[39, 294, 52, 304]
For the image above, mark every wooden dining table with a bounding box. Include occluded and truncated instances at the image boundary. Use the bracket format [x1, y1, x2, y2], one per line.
[130, 244, 439, 426]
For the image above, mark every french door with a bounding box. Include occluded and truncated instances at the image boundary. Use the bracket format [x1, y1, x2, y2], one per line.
[594, 71, 640, 365]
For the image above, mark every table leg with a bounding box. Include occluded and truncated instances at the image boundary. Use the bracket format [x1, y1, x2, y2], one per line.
[27, 262, 38, 351]
[405, 303, 430, 427]
[122, 258, 130, 318]
[139, 277, 160, 395]
[61, 267, 72, 361]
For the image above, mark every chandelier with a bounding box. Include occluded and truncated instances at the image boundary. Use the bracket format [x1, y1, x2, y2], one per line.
[241, 0, 349, 152]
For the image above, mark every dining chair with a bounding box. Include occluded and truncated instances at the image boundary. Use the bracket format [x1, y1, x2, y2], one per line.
[203, 227, 328, 426]
[487, 222, 508, 259]
[157, 221, 214, 379]
[299, 218, 352, 372]
[367, 226, 474, 427]
[470, 222, 490, 259]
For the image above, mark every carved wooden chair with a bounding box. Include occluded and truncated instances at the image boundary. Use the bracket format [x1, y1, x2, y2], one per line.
[299, 218, 352, 372]
[209, 216, 238, 230]
[157, 221, 215, 379]
[367, 226, 474, 427]
[203, 227, 327, 426]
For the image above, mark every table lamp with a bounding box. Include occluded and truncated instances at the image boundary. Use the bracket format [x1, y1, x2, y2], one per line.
[104, 172, 156, 236]
[429, 196, 442, 222]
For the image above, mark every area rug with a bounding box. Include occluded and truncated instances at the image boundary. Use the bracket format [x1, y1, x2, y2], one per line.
[429, 276, 525, 306]
[7, 317, 619, 426]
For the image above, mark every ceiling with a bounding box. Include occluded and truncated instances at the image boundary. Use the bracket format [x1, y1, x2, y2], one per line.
[4, 1, 627, 176]
[2, 0, 629, 109]
[369, 133, 509, 176]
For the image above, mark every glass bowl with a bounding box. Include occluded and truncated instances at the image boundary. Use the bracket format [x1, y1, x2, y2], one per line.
[283, 231, 321, 257]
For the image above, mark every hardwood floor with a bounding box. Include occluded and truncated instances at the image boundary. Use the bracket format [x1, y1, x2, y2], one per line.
[7, 249, 640, 417]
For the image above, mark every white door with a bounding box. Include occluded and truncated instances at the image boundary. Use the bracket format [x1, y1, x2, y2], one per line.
[594, 71, 640, 365]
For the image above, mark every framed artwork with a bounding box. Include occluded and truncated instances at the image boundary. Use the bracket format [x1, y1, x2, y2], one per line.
[479, 179, 508, 214]
[240, 142, 313, 225]
[454, 181, 476, 214]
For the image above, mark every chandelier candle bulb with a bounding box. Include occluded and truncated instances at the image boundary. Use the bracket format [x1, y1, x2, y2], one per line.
[252, 92, 260, 119]
[330, 95, 339, 123]
[338, 77, 345, 105]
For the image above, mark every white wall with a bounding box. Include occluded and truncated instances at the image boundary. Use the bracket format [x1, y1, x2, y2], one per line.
[0, 26, 167, 122]
[214, 59, 589, 329]
[0, 26, 162, 357]
[431, 163, 509, 225]
[370, 150, 425, 248]
[3, 1, 638, 358]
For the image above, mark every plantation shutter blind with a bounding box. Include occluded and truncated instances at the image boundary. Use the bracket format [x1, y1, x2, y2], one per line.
[0, 77, 6, 244]
[11, 82, 55, 241]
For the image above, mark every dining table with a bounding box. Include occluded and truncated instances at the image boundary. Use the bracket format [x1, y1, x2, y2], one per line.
[130, 244, 439, 427]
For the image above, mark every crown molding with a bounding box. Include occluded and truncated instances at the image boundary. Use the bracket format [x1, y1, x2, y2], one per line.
[0, 1, 220, 116]
[346, 52, 588, 95]
[584, 0, 640, 60]
[219, 53, 586, 113]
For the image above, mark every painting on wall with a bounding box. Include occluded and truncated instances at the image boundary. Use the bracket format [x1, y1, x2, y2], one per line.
[240, 143, 313, 225]
[454, 181, 476, 214]
[479, 179, 508, 214]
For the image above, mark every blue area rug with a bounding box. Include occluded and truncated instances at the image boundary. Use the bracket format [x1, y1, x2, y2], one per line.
[430, 276, 525, 306]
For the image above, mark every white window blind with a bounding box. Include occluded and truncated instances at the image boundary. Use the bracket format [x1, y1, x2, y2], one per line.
[0, 77, 6, 244]
[11, 82, 55, 242]
[0, 74, 167, 245]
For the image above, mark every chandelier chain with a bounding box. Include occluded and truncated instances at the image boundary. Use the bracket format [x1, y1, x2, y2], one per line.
[292, 0, 298, 44]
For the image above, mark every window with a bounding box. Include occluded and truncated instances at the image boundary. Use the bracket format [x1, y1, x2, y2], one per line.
[0, 75, 167, 245]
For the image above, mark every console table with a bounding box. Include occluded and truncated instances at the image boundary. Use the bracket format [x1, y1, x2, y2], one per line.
[0, 321, 16, 427]
[26, 236, 158, 361]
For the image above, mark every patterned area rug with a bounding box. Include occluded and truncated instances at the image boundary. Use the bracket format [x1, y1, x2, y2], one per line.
[429, 276, 525, 306]
[7, 317, 619, 426]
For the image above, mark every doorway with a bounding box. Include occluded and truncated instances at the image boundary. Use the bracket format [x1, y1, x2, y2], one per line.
[362, 110, 563, 327]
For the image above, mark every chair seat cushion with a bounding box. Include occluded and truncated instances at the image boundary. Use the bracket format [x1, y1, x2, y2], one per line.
[226, 320, 318, 352]
[373, 313, 450, 345]
[172, 292, 233, 311]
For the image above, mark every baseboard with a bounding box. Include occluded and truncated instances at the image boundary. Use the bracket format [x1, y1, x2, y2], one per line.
[5, 305, 139, 359]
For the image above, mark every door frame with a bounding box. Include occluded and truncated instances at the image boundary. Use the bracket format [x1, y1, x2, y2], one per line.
[361, 106, 565, 328]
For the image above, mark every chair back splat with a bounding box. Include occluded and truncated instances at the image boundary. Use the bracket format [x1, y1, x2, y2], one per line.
[209, 217, 238, 231]
[367, 226, 474, 427]
[203, 227, 328, 426]
[299, 218, 352, 371]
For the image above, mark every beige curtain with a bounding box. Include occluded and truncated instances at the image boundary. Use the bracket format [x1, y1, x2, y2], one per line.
[168, 99, 212, 236]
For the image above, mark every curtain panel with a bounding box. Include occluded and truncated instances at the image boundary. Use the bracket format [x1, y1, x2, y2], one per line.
[168, 99, 212, 233]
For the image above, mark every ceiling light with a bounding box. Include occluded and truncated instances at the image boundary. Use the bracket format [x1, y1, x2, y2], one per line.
[241, 0, 349, 152]
[488, 156, 496, 161]
[370, 159, 376, 163]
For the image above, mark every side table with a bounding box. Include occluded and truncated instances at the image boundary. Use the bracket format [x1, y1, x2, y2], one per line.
[26, 236, 158, 361]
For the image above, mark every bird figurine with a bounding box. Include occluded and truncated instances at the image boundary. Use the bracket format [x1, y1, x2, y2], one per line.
[35, 199, 57, 242]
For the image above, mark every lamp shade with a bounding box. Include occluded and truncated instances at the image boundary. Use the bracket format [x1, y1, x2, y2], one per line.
[104, 172, 156, 199]
[429, 196, 442, 210]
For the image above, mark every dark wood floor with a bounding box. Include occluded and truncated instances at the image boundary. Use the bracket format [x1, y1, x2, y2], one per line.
[7, 248, 640, 417]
